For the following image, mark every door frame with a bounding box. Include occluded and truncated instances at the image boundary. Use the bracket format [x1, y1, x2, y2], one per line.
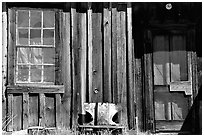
[143, 24, 198, 133]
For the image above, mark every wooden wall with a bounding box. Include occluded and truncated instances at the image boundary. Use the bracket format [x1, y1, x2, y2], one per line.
[3, 2, 137, 131]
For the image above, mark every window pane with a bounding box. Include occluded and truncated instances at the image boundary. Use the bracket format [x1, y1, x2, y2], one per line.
[17, 48, 30, 63]
[17, 65, 29, 82]
[153, 35, 170, 85]
[17, 29, 29, 45]
[43, 48, 55, 64]
[43, 29, 54, 45]
[30, 29, 41, 45]
[30, 48, 42, 64]
[31, 65, 42, 82]
[44, 65, 55, 82]
[171, 35, 188, 82]
[43, 11, 55, 28]
[17, 11, 29, 27]
[30, 11, 42, 28]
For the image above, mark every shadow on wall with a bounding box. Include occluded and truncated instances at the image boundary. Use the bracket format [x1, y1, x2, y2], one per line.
[179, 86, 202, 135]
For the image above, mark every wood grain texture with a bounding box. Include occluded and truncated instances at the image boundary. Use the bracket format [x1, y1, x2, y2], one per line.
[39, 93, 45, 127]
[29, 94, 39, 127]
[7, 85, 65, 94]
[61, 11, 72, 128]
[120, 9, 128, 127]
[45, 94, 55, 127]
[144, 30, 155, 132]
[7, 94, 13, 131]
[103, 7, 112, 102]
[91, 11, 103, 102]
[71, 7, 79, 128]
[88, 8, 93, 102]
[8, 9, 15, 85]
[55, 11, 63, 85]
[111, 7, 118, 104]
[55, 94, 61, 128]
[127, 4, 135, 129]
[23, 93, 29, 129]
[13, 94, 23, 131]
[116, 10, 122, 105]
[2, 11, 8, 125]
[79, 12, 87, 114]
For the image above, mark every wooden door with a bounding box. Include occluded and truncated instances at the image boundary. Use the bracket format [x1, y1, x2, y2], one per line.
[152, 30, 193, 132]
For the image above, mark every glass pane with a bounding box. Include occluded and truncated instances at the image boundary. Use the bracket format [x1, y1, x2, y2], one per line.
[17, 29, 29, 45]
[43, 11, 55, 28]
[44, 65, 55, 82]
[43, 48, 55, 64]
[43, 29, 54, 45]
[17, 11, 29, 27]
[153, 35, 170, 85]
[17, 48, 30, 63]
[30, 48, 42, 64]
[171, 35, 188, 82]
[17, 65, 29, 82]
[30, 29, 41, 45]
[30, 11, 42, 28]
[31, 65, 42, 82]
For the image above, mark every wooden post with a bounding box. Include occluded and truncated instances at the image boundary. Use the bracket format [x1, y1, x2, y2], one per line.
[8, 9, 15, 85]
[103, 4, 112, 103]
[121, 8, 128, 128]
[144, 30, 155, 132]
[111, 6, 118, 104]
[2, 6, 8, 125]
[79, 12, 87, 115]
[135, 57, 143, 132]
[62, 10, 72, 128]
[127, 3, 135, 129]
[23, 93, 29, 129]
[91, 6, 103, 102]
[39, 94, 45, 127]
[71, 6, 79, 128]
[88, 6, 93, 102]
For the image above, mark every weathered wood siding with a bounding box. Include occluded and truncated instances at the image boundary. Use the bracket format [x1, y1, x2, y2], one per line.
[4, 2, 136, 131]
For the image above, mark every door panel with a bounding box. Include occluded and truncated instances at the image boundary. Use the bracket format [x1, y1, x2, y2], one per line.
[153, 32, 191, 131]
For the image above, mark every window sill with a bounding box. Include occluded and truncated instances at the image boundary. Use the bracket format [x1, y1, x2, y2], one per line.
[7, 85, 64, 94]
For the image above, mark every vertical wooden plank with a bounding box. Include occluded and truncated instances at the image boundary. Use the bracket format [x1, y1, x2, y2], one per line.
[45, 94, 55, 127]
[7, 94, 13, 131]
[55, 11, 63, 85]
[61, 10, 72, 128]
[91, 7, 103, 102]
[127, 3, 135, 129]
[39, 93, 45, 127]
[116, 9, 122, 105]
[88, 6, 93, 102]
[144, 30, 155, 132]
[79, 12, 87, 115]
[103, 4, 112, 102]
[13, 94, 23, 131]
[8, 8, 15, 85]
[135, 57, 143, 132]
[29, 94, 39, 127]
[111, 6, 118, 104]
[55, 94, 61, 128]
[121, 8, 128, 127]
[2, 9, 8, 125]
[23, 93, 29, 129]
[71, 6, 79, 128]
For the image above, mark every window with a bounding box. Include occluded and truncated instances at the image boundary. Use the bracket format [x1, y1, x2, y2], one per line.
[15, 9, 57, 85]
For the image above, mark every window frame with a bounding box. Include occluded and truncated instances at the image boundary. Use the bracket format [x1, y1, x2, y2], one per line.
[7, 7, 64, 92]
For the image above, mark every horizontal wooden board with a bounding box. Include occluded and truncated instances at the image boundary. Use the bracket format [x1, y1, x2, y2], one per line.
[7, 85, 64, 94]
